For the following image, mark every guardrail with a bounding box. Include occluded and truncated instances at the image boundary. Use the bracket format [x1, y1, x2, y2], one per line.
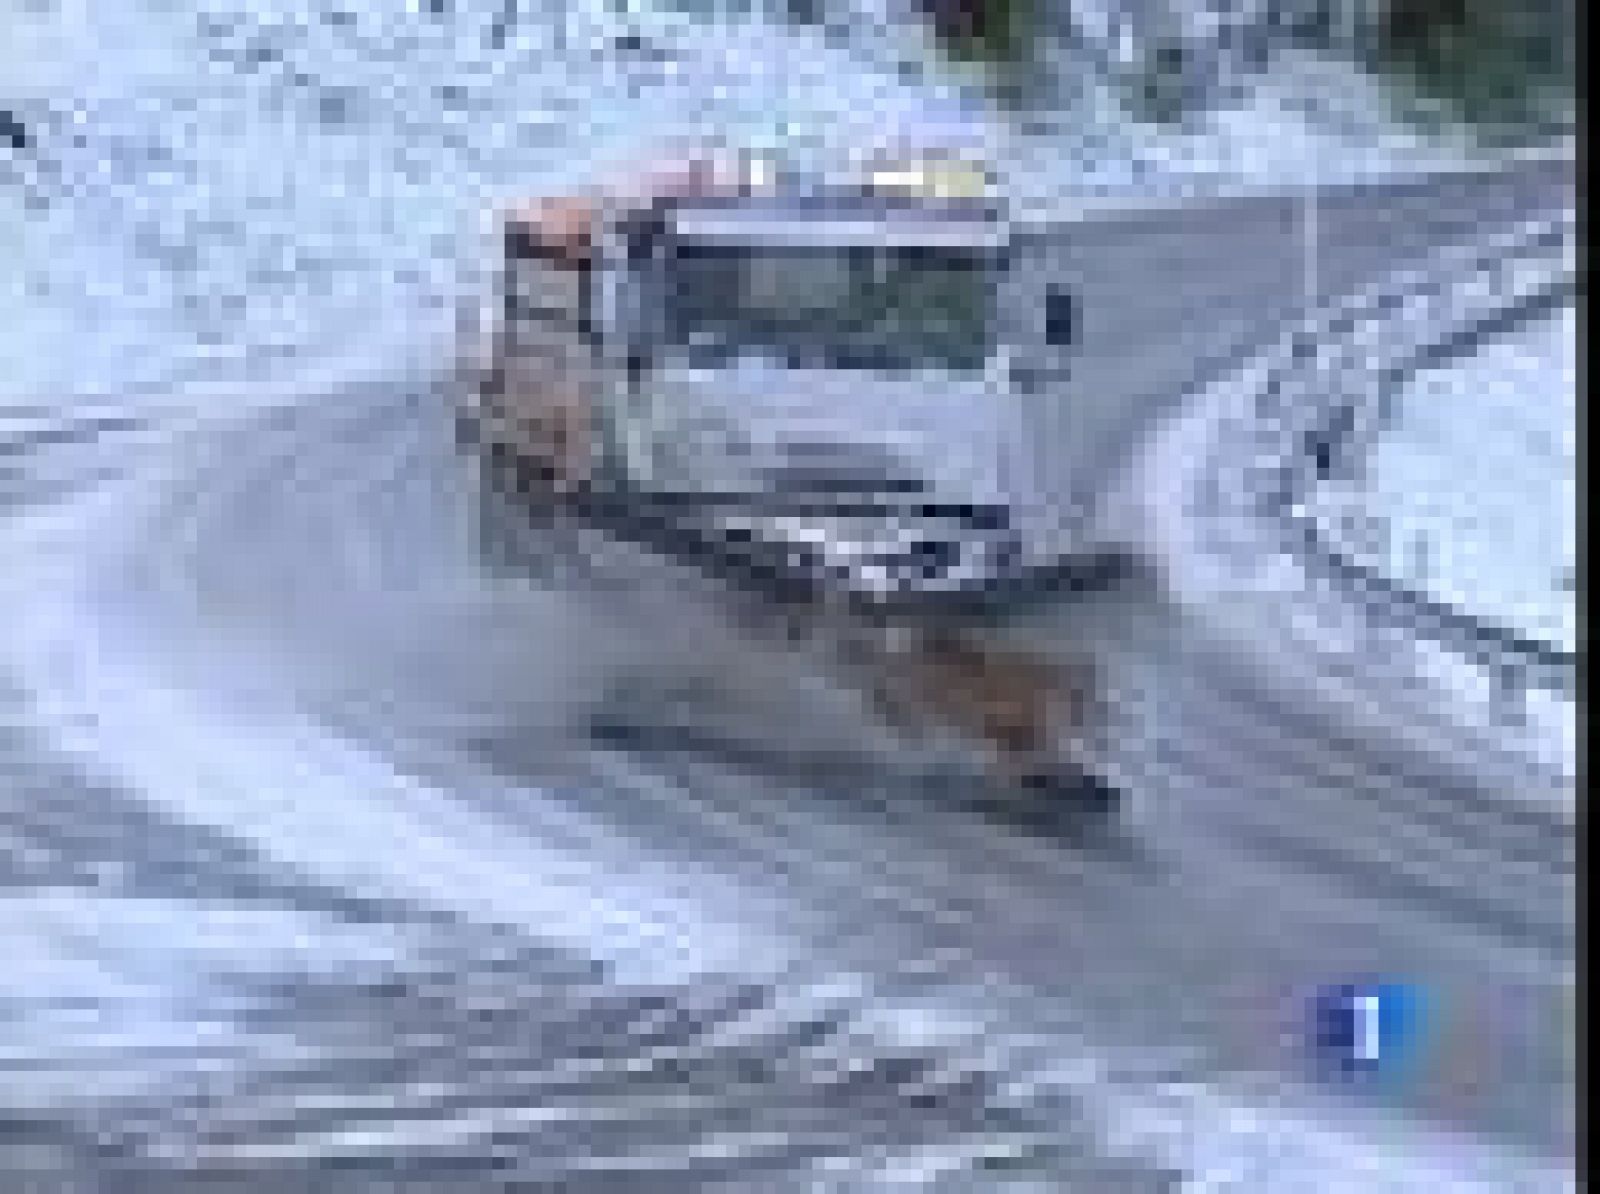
[1241, 209, 1577, 700]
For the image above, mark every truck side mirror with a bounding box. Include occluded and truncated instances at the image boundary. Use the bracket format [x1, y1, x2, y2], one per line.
[1045, 286, 1075, 348]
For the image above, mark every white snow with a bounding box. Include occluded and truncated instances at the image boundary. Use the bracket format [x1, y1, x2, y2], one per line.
[1335, 304, 1576, 655]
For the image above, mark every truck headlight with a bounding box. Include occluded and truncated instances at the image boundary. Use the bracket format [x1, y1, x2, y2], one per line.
[866, 156, 992, 200]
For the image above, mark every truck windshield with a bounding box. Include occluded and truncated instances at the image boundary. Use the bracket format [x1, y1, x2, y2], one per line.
[667, 243, 996, 373]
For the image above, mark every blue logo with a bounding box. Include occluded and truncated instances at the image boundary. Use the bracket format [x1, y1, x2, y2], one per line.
[1308, 980, 1426, 1083]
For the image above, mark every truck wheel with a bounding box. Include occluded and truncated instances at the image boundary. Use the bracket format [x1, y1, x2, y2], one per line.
[470, 439, 564, 579]
[472, 451, 527, 578]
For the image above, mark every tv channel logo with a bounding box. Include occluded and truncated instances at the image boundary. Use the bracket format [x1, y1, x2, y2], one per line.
[1308, 980, 1427, 1083]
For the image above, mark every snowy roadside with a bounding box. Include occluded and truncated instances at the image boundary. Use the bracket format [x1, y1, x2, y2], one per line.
[1303, 302, 1575, 657]
[1117, 200, 1578, 810]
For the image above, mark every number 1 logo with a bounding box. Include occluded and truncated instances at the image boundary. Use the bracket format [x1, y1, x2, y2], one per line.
[1309, 980, 1425, 1083]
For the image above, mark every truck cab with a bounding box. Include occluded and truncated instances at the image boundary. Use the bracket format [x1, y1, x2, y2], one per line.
[469, 153, 1084, 613]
